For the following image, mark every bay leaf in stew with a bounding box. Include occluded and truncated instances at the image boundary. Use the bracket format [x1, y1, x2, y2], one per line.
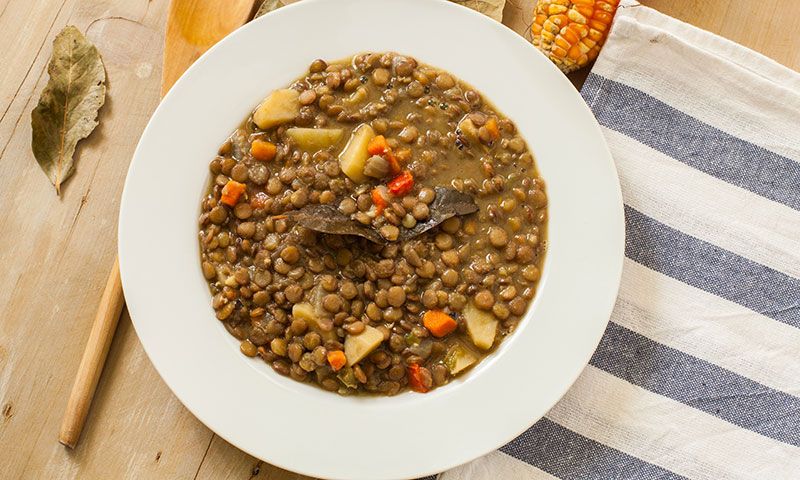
[290, 204, 385, 243]
[400, 187, 478, 240]
[292, 187, 477, 243]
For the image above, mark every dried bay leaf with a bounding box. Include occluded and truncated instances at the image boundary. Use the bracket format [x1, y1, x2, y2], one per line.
[291, 188, 478, 243]
[255, 0, 291, 18]
[31, 25, 106, 195]
[450, 0, 506, 21]
[399, 187, 478, 240]
[290, 204, 385, 244]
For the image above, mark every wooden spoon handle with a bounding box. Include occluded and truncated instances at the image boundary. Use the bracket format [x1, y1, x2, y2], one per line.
[59, 258, 124, 448]
[161, 0, 259, 96]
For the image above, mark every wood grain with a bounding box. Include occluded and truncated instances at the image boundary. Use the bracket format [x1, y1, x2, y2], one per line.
[0, 1, 796, 479]
[641, 0, 800, 70]
[162, 0, 259, 96]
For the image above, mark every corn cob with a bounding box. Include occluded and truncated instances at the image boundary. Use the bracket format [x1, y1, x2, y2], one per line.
[531, 0, 620, 73]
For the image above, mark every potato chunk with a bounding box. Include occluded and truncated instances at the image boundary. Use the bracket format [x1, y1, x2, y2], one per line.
[344, 325, 383, 366]
[286, 128, 343, 152]
[464, 303, 498, 350]
[253, 89, 300, 129]
[457, 117, 479, 143]
[444, 343, 478, 375]
[338, 123, 375, 183]
[292, 302, 336, 341]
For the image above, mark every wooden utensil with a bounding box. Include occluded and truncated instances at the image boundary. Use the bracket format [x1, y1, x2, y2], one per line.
[58, 0, 260, 449]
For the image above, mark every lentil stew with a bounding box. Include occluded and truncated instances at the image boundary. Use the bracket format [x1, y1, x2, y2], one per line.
[198, 52, 547, 395]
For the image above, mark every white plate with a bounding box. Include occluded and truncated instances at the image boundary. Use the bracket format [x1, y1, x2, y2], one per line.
[119, 0, 624, 478]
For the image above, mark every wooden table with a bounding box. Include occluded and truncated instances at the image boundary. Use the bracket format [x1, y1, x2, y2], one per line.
[1, 1, 797, 478]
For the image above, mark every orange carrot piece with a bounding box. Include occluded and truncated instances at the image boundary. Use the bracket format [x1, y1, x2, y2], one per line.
[220, 180, 246, 206]
[423, 310, 457, 338]
[367, 135, 389, 155]
[385, 150, 401, 175]
[485, 118, 501, 141]
[407, 363, 429, 393]
[250, 139, 277, 162]
[387, 170, 414, 196]
[327, 350, 347, 372]
[371, 187, 388, 215]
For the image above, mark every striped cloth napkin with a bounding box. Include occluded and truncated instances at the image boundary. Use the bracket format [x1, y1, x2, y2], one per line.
[434, 4, 800, 480]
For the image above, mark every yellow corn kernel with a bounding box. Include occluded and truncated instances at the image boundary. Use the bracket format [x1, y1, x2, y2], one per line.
[567, 45, 583, 61]
[560, 26, 579, 43]
[543, 18, 561, 34]
[588, 28, 604, 42]
[531, 0, 619, 73]
[552, 46, 568, 59]
[597, 0, 618, 11]
[567, 8, 588, 24]
[554, 36, 571, 50]
[550, 13, 569, 26]
[589, 18, 609, 31]
[571, 22, 589, 37]
[575, 5, 594, 17]
[593, 9, 614, 23]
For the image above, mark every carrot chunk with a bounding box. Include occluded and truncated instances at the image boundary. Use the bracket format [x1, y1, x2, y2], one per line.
[327, 350, 347, 372]
[367, 135, 389, 155]
[385, 150, 401, 175]
[250, 139, 277, 161]
[485, 118, 501, 141]
[423, 310, 458, 338]
[408, 363, 429, 393]
[371, 187, 388, 215]
[220, 180, 246, 206]
[387, 170, 414, 196]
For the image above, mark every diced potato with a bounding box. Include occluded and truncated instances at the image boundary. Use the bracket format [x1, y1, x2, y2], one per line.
[444, 343, 478, 375]
[344, 325, 384, 366]
[464, 303, 498, 350]
[457, 117, 479, 143]
[344, 86, 368, 106]
[338, 123, 375, 183]
[292, 302, 316, 323]
[292, 302, 336, 341]
[286, 128, 343, 152]
[292, 303, 316, 322]
[253, 89, 300, 129]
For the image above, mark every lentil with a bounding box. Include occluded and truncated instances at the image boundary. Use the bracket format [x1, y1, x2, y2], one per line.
[474, 290, 495, 310]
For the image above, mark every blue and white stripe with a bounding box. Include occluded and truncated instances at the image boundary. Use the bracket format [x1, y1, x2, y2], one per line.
[438, 4, 800, 480]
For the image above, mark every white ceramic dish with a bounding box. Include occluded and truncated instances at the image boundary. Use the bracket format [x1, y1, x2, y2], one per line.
[119, 0, 624, 478]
